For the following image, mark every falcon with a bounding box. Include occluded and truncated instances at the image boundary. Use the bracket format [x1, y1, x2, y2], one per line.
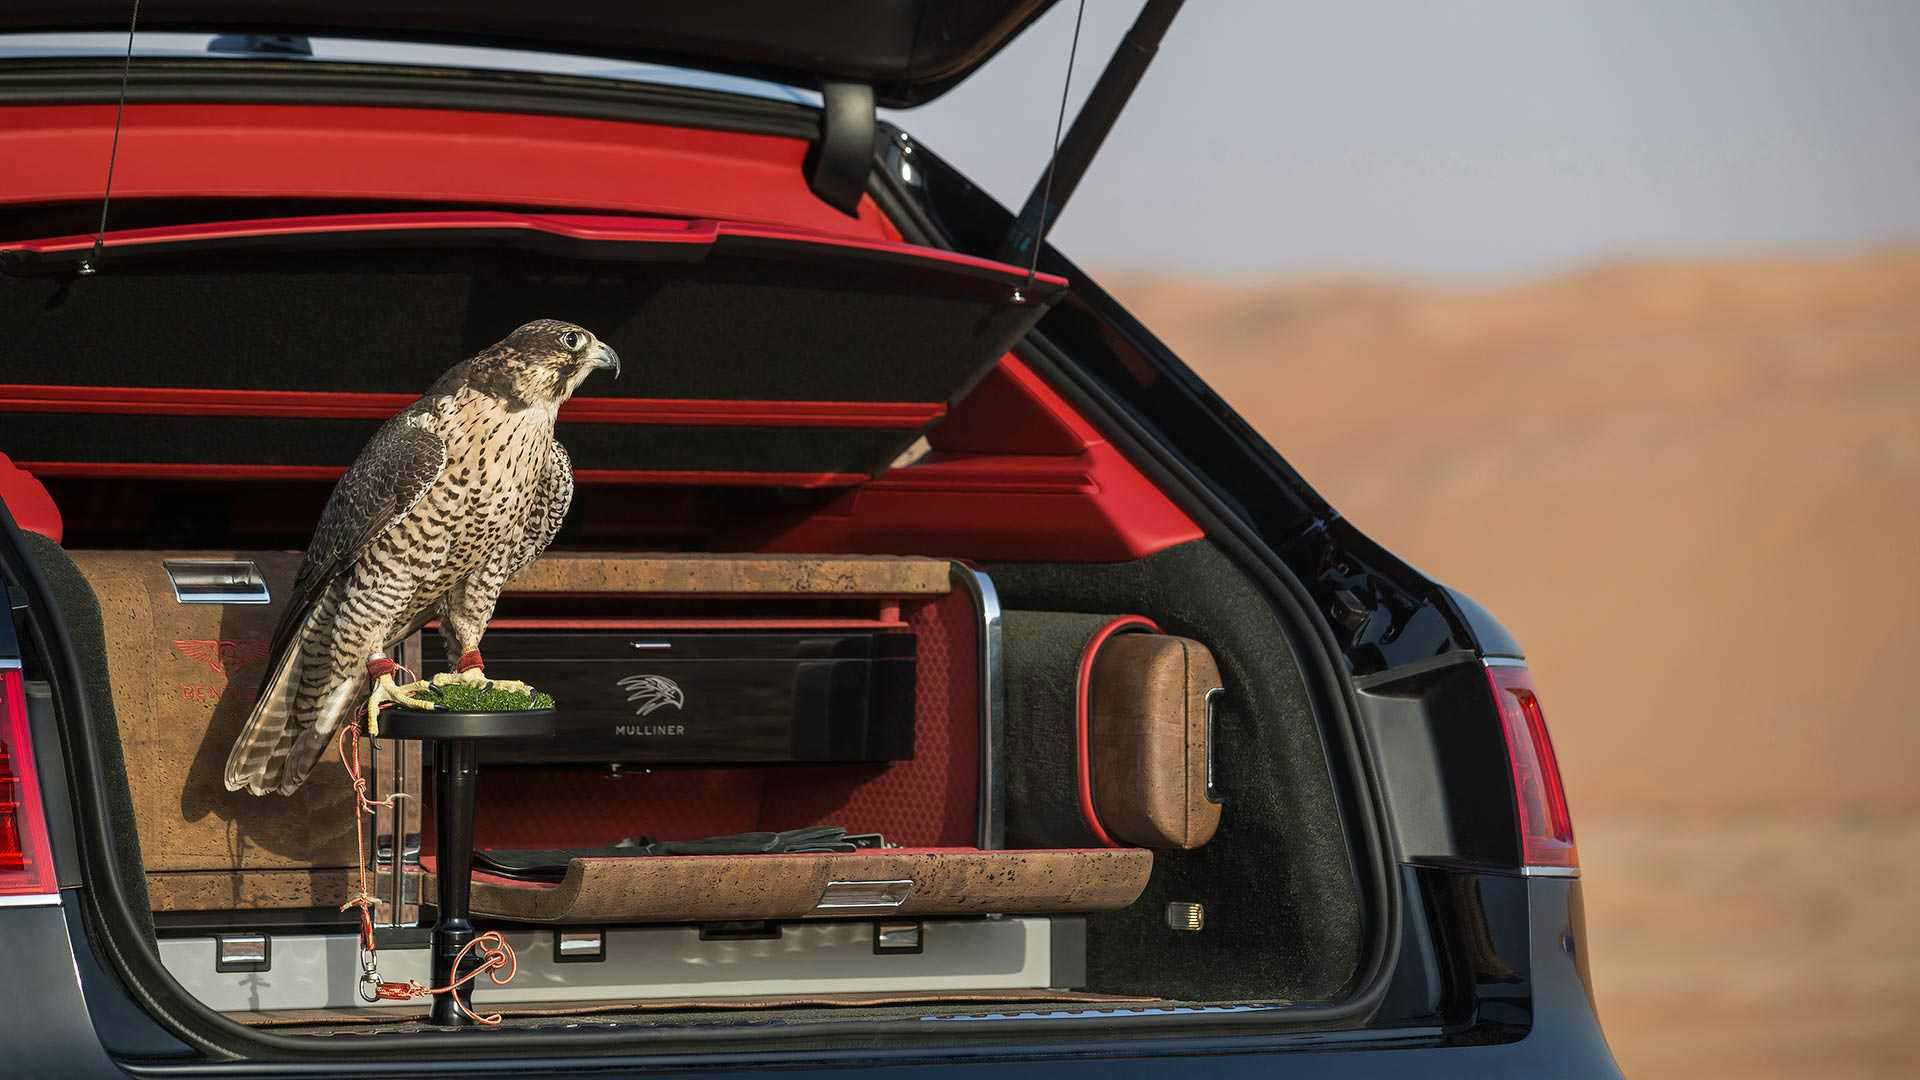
[224, 320, 619, 796]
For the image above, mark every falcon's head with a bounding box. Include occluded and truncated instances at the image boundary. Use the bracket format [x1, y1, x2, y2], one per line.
[471, 319, 621, 407]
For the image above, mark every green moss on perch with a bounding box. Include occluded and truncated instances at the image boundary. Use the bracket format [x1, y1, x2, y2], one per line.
[421, 682, 555, 712]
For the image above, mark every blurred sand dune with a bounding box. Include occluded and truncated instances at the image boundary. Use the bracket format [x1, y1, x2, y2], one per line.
[1109, 251, 1920, 1079]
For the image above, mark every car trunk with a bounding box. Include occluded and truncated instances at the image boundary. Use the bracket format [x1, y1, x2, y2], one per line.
[1, 213, 1372, 1042]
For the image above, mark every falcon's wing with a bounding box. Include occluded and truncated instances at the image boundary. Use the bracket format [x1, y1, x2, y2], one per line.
[262, 408, 448, 670]
[504, 438, 573, 584]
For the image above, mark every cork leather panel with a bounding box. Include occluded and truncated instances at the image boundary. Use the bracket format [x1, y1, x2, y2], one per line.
[1088, 634, 1224, 850]
[146, 869, 358, 912]
[436, 848, 1153, 924]
[67, 550, 366, 885]
[507, 553, 950, 595]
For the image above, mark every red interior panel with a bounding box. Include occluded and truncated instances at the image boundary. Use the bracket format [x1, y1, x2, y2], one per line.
[757, 357, 1204, 561]
[0, 451, 61, 542]
[755, 590, 980, 846]
[0, 105, 903, 240]
[0, 383, 943, 429]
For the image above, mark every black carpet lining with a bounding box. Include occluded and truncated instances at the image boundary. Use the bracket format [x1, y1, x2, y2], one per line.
[985, 540, 1364, 1003]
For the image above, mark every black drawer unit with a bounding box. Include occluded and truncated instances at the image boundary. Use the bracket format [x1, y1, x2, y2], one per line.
[421, 630, 916, 764]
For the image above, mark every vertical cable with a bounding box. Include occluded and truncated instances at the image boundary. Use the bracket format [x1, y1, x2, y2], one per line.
[79, 0, 140, 276]
[1015, 0, 1088, 304]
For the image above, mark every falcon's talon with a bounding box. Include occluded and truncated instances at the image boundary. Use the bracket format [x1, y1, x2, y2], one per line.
[365, 672, 437, 737]
[485, 678, 533, 696]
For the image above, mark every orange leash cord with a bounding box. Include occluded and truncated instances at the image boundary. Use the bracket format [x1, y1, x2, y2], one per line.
[338, 709, 519, 1025]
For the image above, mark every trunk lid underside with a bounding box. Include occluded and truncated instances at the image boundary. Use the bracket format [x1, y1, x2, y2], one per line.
[0, 0, 1057, 107]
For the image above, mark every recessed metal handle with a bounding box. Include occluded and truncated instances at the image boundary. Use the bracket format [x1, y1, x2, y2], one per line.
[1204, 686, 1225, 804]
[555, 930, 606, 962]
[164, 560, 271, 605]
[816, 879, 915, 910]
[873, 920, 924, 954]
[215, 933, 271, 972]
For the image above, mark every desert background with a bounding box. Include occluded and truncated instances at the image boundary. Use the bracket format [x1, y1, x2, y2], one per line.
[1104, 253, 1920, 1078]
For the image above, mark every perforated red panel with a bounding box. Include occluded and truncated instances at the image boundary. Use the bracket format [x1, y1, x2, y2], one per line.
[756, 591, 980, 846]
[467, 767, 764, 850]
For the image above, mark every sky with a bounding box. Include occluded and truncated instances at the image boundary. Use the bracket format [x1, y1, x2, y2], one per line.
[885, 1, 1920, 279]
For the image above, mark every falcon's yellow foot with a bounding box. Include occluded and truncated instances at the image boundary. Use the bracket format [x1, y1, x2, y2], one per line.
[430, 667, 533, 695]
[365, 671, 437, 737]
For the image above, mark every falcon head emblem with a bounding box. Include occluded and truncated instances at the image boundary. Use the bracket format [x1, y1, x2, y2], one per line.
[174, 639, 272, 676]
[617, 674, 685, 717]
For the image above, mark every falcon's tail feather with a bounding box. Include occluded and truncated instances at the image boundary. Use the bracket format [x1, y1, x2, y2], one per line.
[224, 633, 307, 795]
[225, 606, 364, 797]
[275, 677, 364, 796]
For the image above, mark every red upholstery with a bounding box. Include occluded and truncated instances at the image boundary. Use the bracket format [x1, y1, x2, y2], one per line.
[756, 591, 980, 846]
[0, 452, 60, 542]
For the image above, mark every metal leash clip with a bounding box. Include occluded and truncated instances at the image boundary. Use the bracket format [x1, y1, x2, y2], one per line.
[358, 949, 382, 1003]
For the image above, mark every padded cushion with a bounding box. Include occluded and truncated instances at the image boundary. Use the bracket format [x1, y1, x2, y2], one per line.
[1004, 612, 1224, 850]
[434, 848, 1153, 924]
[1088, 634, 1223, 850]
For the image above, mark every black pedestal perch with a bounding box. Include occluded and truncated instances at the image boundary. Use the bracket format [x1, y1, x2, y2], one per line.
[376, 707, 559, 1026]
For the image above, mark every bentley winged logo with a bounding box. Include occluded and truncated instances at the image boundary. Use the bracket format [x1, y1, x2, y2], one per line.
[174, 639, 272, 676]
[617, 674, 686, 717]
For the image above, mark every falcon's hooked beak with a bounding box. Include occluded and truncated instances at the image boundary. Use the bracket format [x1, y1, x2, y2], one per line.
[589, 341, 621, 380]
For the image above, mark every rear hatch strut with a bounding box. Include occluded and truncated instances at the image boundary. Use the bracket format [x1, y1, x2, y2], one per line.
[998, 0, 1185, 265]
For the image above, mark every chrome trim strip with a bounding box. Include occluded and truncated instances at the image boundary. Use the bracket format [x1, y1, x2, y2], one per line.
[0, 658, 21, 670]
[952, 565, 1005, 850]
[1481, 657, 1528, 668]
[0, 892, 63, 908]
[1521, 865, 1582, 878]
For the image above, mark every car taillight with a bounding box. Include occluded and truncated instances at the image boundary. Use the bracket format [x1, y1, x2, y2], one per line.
[0, 668, 58, 898]
[1485, 662, 1578, 871]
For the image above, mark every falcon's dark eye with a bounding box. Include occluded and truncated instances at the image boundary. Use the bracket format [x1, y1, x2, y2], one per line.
[560, 331, 587, 352]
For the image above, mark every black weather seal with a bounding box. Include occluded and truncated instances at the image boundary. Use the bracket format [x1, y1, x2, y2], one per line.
[0, 58, 821, 140]
[998, 0, 1185, 264]
[805, 81, 877, 216]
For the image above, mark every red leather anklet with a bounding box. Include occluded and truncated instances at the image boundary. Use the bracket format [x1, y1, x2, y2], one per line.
[367, 657, 397, 679]
[455, 650, 485, 673]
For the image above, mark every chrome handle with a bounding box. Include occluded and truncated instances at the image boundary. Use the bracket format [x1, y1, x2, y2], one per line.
[1204, 686, 1225, 804]
[163, 560, 271, 605]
